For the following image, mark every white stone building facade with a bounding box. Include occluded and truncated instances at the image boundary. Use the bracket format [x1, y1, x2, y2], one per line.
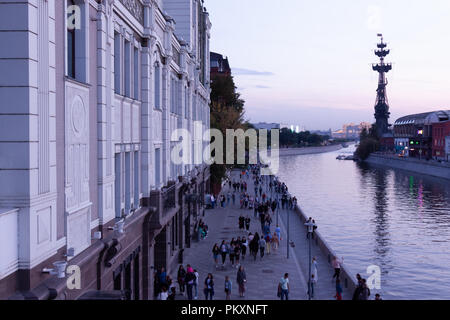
[0, 0, 211, 299]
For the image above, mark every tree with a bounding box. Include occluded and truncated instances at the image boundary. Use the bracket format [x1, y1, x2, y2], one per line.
[355, 123, 380, 160]
[209, 74, 247, 191]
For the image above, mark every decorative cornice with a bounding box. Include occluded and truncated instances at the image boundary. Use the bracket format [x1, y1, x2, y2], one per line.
[118, 0, 144, 25]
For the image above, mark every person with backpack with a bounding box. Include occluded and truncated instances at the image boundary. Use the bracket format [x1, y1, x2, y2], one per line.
[224, 276, 232, 300]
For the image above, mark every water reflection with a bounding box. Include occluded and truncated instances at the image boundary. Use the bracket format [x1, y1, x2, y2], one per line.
[371, 168, 391, 263]
[278, 147, 450, 299]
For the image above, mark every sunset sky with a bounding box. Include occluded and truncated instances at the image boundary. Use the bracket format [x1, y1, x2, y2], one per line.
[206, 0, 450, 130]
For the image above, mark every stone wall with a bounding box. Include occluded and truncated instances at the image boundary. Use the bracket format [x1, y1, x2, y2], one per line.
[366, 154, 450, 180]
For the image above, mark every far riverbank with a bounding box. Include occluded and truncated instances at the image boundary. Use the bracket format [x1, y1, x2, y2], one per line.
[279, 144, 344, 157]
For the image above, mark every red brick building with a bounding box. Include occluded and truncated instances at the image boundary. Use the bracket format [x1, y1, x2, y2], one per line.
[432, 120, 450, 160]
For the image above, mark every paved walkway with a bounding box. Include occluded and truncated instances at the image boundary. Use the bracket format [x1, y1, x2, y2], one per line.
[172, 170, 351, 300]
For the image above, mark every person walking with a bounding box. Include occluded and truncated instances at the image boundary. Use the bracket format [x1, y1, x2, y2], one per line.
[265, 233, 272, 255]
[177, 265, 186, 296]
[275, 225, 282, 241]
[194, 269, 199, 300]
[305, 218, 315, 239]
[272, 232, 279, 251]
[245, 216, 251, 231]
[250, 237, 258, 261]
[241, 236, 247, 260]
[358, 279, 371, 300]
[204, 273, 215, 300]
[335, 279, 343, 300]
[332, 256, 343, 280]
[234, 242, 241, 268]
[352, 274, 363, 300]
[220, 240, 228, 268]
[278, 273, 290, 300]
[211, 195, 215, 209]
[185, 267, 196, 300]
[309, 274, 317, 299]
[212, 244, 220, 268]
[229, 240, 236, 267]
[311, 257, 318, 282]
[224, 276, 232, 300]
[236, 266, 247, 298]
[259, 236, 266, 259]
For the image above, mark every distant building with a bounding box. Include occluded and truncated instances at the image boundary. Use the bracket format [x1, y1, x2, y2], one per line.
[252, 122, 281, 130]
[332, 122, 371, 139]
[393, 110, 450, 159]
[311, 129, 332, 137]
[432, 119, 450, 161]
[210, 52, 231, 77]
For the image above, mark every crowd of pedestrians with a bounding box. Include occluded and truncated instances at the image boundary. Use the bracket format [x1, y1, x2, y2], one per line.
[156, 163, 382, 301]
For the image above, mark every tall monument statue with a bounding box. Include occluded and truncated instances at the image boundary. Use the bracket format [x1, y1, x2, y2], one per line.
[372, 34, 392, 138]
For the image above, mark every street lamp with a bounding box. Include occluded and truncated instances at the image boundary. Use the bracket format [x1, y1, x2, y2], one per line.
[304, 219, 314, 300]
[286, 193, 290, 260]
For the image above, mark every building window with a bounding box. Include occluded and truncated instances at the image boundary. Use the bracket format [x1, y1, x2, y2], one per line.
[114, 32, 121, 94]
[170, 77, 176, 114]
[67, 0, 76, 78]
[134, 151, 139, 208]
[115, 153, 122, 218]
[124, 40, 131, 97]
[155, 148, 161, 187]
[133, 47, 139, 99]
[154, 63, 161, 109]
[66, 0, 87, 82]
[125, 152, 131, 213]
[185, 88, 189, 119]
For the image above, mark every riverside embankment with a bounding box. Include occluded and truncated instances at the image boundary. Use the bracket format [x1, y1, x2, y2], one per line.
[366, 153, 450, 180]
[279, 144, 343, 157]
[276, 182, 359, 298]
[277, 145, 450, 299]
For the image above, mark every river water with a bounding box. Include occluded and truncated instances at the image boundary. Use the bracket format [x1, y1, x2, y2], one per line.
[277, 145, 450, 299]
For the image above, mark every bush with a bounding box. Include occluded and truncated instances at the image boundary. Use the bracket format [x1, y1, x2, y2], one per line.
[355, 138, 379, 160]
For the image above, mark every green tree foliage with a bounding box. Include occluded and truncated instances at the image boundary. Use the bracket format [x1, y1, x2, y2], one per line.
[209, 74, 247, 188]
[355, 124, 380, 160]
[279, 128, 327, 147]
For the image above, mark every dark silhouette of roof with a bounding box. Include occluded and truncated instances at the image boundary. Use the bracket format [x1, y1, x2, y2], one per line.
[210, 52, 231, 75]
